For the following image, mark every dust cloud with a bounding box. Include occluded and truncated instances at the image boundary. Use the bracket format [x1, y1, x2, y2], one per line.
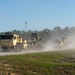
[44, 32, 75, 51]
[0, 49, 44, 56]
[0, 32, 75, 56]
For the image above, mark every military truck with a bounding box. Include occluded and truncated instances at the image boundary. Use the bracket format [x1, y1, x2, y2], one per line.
[27, 33, 42, 50]
[54, 37, 68, 49]
[0, 32, 27, 51]
[60, 37, 68, 46]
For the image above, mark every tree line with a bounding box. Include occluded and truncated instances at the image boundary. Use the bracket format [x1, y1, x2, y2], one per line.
[0, 26, 75, 43]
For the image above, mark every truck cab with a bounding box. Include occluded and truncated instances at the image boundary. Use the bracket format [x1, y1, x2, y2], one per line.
[0, 32, 27, 51]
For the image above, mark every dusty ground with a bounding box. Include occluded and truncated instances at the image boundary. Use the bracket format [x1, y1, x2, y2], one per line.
[0, 49, 51, 56]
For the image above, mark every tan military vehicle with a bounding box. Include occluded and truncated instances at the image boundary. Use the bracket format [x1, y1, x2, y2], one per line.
[54, 37, 68, 49]
[0, 32, 27, 51]
[60, 37, 68, 46]
[27, 33, 41, 50]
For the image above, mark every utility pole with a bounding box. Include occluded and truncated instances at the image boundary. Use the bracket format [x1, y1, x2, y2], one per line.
[25, 22, 27, 40]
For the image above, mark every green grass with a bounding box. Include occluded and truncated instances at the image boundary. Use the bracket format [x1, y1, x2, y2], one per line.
[0, 50, 75, 75]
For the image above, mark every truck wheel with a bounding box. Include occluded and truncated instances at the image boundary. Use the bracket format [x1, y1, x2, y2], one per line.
[14, 44, 23, 52]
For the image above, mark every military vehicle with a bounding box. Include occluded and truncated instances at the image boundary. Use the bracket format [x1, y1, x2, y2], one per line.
[54, 37, 68, 49]
[27, 33, 42, 50]
[0, 32, 42, 51]
[60, 37, 68, 46]
[0, 32, 27, 51]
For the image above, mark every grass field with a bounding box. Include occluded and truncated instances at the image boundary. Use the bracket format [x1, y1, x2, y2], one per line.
[0, 50, 75, 75]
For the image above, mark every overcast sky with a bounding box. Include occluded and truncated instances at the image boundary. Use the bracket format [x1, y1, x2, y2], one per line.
[0, 0, 75, 32]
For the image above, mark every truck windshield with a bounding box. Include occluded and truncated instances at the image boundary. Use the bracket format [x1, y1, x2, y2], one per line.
[31, 34, 37, 38]
[0, 35, 13, 40]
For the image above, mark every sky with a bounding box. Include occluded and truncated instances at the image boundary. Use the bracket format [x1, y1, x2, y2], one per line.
[0, 0, 75, 32]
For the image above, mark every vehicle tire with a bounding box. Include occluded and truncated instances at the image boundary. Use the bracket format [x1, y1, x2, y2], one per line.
[14, 44, 23, 52]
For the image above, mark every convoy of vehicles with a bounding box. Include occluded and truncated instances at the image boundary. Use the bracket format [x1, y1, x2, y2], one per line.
[0, 31, 68, 52]
[0, 32, 42, 51]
